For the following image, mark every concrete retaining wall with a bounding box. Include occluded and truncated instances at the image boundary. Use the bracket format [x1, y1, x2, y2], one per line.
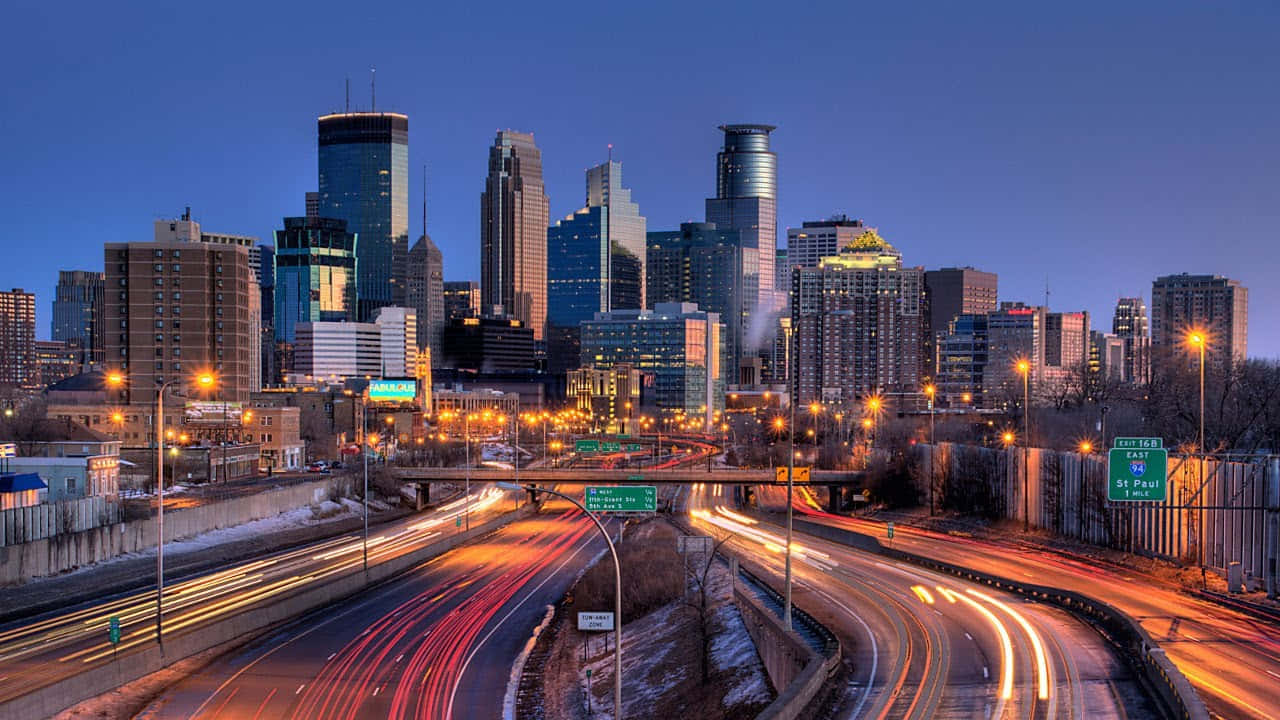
[0, 505, 532, 720]
[0, 476, 353, 585]
[0, 496, 122, 547]
[734, 582, 841, 720]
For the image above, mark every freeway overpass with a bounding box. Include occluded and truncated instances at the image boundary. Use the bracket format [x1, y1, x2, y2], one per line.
[393, 466, 864, 487]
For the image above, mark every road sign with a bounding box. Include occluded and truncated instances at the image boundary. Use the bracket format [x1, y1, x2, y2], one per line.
[1108, 446, 1169, 502]
[887, 522, 895, 539]
[774, 466, 811, 483]
[625, 443, 644, 452]
[626, 474, 645, 481]
[584, 486, 657, 513]
[108, 616, 121, 645]
[678, 535, 713, 554]
[601, 441, 622, 452]
[578, 611, 615, 631]
[575, 439, 600, 453]
[1114, 437, 1163, 450]
[456, 515, 462, 528]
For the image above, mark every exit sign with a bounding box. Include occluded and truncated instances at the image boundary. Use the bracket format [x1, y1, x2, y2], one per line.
[585, 486, 657, 513]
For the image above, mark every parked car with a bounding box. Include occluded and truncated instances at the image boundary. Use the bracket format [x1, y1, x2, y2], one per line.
[306, 462, 330, 473]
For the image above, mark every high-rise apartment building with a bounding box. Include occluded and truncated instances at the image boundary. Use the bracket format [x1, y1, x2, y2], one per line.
[51, 270, 104, 368]
[374, 307, 416, 378]
[785, 216, 872, 270]
[791, 231, 923, 408]
[0, 289, 36, 387]
[317, 112, 409, 321]
[1045, 311, 1091, 369]
[1112, 297, 1151, 384]
[586, 160, 647, 306]
[481, 130, 548, 340]
[706, 124, 776, 357]
[104, 230, 256, 403]
[983, 303, 1046, 406]
[406, 234, 444, 360]
[1151, 274, 1248, 369]
[273, 217, 358, 344]
[646, 223, 742, 375]
[580, 302, 723, 423]
[443, 281, 481, 322]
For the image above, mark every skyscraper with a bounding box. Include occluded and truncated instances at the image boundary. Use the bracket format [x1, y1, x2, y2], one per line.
[1150, 274, 1248, 369]
[51, 270, 104, 368]
[0, 289, 36, 388]
[548, 206, 611, 329]
[318, 112, 409, 321]
[646, 223, 742, 375]
[706, 124, 777, 359]
[791, 230, 923, 407]
[1112, 297, 1151, 384]
[442, 281, 480, 322]
[984, 303, 1047, 406]
[273, 216, 358, 343]
[586, 160, 647, 306]
[481, 131, 548, 340]
[374, 306, 417, 378]
[785, 216, 871, 270]
[257, 244, 276, 385]
[406, 234, 445, 361]
[923, 267, 999, 381]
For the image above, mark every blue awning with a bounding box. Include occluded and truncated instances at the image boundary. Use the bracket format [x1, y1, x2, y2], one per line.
[0, 473, 48, 493]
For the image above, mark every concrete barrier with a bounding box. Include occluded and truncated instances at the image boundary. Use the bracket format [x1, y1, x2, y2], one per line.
[0, 505, 533, 720]
[0, 476, 354, 585]
[788, 516, 1209, 720]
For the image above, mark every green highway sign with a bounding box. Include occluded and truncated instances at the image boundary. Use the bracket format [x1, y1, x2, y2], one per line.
[1108, 446, 1169, 502]
[626, 474, 645, 481]
[886, 522, 895, 539]
[575, 440, 600, 453]
[625, 443, 644, 452]
[1114, 437, 1163, 450]
[617, 434, 631, 439]
[108, 616, 121, 645]
[601, 441, 622, 452]
[585, 485, 657, 513]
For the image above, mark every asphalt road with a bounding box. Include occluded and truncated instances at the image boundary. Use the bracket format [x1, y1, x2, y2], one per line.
[689, 483, 1156, 720]
[0, 487, 514, 709]
[138, 499, 607, 720]
[758, 485, 1280, 720]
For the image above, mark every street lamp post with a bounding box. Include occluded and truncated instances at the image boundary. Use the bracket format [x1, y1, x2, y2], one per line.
[784, 382, 797, 629]
[1016, 360, 1031, 533]
[924, 384, 936, 515]
[362, 404, 369, 572]
[465, 411, 472, 531]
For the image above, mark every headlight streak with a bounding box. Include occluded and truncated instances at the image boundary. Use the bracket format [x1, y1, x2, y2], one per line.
[937, 585, 1015, 705]
[968, 588, 1051, 701]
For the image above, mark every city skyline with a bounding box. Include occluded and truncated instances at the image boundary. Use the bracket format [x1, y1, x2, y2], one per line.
[2, 3, 1277, 357]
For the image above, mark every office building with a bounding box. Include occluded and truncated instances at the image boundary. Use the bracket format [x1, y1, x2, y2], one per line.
[443, 281, 481, 322]
[51, 270, 104, 368]
[1112, 297, 1151, 384]
[481, 130, 548, 340]
[775, 248, 790, 295]
[305, 191, 320, 219]
[548, 206, 612, 328]
[439, 315, 536, 373]
[317, 112, 410, 321]
[586, 160, 647, 305]
[258, 244, 276, 386]
[785, 216, 873, 271]
[374, 306, 417, 378]
[646, 222, 742, 375]
[406, 234, 445, 359]
[790, 230, 923, 408]
[983, 303, 1047, 406]
[1089, 331, 1126, 382]
[104, 221, 257, 403]
[923, 267, 998, 380]
[0, 288, 36, 388]
[292, 321, 382, 380]
[579, 302, 723, 423]
[1151, 274, 1248, 369]
[1045, 311, 1091, 369]
[35, 340, 78, 387]
[567, 363, 642, 433]
[937, 314, 989, 408]
[273, 216, 358, 343]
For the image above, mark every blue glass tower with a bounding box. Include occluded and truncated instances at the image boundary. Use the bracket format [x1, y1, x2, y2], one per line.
[548, 206, 610, 328]
[318, 112, 409, 322]
[273, 217, 358, 343]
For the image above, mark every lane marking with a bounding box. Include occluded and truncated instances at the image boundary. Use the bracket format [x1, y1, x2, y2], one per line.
[295, 684, 305, 695]
[983, 666, 989, 679]
[965, 633, 974, 641]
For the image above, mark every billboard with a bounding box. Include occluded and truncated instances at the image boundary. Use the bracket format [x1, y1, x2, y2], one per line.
[369, 379, 417, 403]
[183, 401, 243, 426]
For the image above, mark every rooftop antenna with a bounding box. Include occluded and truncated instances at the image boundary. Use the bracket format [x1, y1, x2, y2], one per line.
[345, 76, 349, 113]
[370, 67, 376, 112]
[422, 163, 428, 235]
[607, 143, 613, 164]
[1043, 277, 1051, 310]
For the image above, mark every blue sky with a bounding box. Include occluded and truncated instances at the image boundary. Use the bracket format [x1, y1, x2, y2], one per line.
[2, 1, 1277, 355]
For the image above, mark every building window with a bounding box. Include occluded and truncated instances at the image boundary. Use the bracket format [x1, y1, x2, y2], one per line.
[172, 265, 181, 272]
[154, 250, 162, 258]
[65, 478, 76, 493]
[153, 278, 162, 286]
[154, 264, 163, 272]
[155, 306, 163, 315]
[154, 292, 163, 300]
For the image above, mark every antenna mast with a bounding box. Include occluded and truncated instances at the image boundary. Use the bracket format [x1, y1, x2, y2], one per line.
[370, 67, 376, 112]
[345, 77, 349, 113]
[422, 164, 428, 235]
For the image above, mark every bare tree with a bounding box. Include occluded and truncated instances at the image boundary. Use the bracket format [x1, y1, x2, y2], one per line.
[681, 531, 732, 685]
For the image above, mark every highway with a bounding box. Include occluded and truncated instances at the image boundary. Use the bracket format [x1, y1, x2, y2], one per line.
[139, 498, 607, 720]
[687, 482, 1157, 719]
[0, 487, 515, 710]
[763, 485, 1280, 720]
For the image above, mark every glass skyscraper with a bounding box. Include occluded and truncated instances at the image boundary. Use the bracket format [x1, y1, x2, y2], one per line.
[317, 112, 409, 322]
[549, 206, 610, 329]
[705, 124, 777, 367]
[586, 160, 647, 306]
[51, 270, 104, 367]
[273, 216, 358, 343]
[481, 131, 548, 340]
[646, 222, 742, 375]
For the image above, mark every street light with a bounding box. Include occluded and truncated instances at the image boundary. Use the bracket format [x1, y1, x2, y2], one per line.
[1078, 440, 1093, 454]
[1186, 331, 1207, 453]
[923, 383, 936, 515]
[1014, 359, 1031, 532]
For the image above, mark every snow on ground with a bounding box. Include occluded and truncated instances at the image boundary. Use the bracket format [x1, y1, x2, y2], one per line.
[582, 602, 687, 718]
[706, 564, 772, 707]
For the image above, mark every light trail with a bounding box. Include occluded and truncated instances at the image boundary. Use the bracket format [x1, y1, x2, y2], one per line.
[937, 585, 1015, 710]
[968, 588, 1050, 701]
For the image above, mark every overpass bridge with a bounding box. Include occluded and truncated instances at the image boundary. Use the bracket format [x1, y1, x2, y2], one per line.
[392, 466, 864, 487]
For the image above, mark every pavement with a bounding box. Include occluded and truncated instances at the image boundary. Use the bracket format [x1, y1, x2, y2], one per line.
[136, 499, 609, 720]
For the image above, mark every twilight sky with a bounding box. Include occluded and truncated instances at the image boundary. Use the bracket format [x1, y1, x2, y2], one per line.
[2, 1, 1277, 356]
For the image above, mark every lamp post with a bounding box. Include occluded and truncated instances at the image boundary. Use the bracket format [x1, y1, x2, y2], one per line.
[924, 384, 936, 515]
[1015, 359, 1031, 532]
[465, 411, 472, 531]
[784, 378, 797, 629]
[1188, 332, 1206, 453]
[362, 404, 370, 572]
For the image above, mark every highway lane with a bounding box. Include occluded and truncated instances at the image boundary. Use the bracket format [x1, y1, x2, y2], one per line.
[764, 485, 1280, 720]
[0, 487, 515, 708]
[690, 483, 1154, 719]
[140, 500, 607, 720]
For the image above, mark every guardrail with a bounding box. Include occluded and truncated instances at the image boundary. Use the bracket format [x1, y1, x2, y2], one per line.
[792, 517, 1209, 720]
